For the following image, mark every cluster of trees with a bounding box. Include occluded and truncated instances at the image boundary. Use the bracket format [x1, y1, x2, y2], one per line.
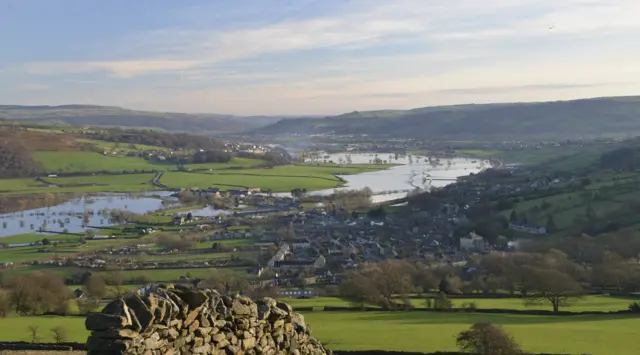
[86, 128, 227, 151]
[340, 249, 624, 313]
[0, 130, 42, 178]
[5, 271, 72, 315]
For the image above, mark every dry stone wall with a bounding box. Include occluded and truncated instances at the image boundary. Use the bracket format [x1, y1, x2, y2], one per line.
[85, 285, 331, 355]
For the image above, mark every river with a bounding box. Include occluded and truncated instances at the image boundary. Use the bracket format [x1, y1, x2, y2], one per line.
[0, 153, 489, 238]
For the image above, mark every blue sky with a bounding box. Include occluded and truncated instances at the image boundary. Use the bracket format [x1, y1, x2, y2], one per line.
[1, 0, 639, 115]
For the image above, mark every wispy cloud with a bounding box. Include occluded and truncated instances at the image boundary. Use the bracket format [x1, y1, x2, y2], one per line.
[3, 0, 640, 114]
[16, 83, 50, 91]
[23, 60, 203, 78]
[433, 83, 630, 95]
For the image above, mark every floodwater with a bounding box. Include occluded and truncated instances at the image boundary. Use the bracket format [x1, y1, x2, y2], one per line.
[0, 193, 181, 238]
[300, 153, 491, 203]
[0, 153, 489, 238]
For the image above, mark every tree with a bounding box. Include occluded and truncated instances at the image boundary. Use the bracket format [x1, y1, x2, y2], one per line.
[0, 290, 9, 317]
[412, 266, 439, 294]
[27, 325, 40, 343]
[10, 271, 71, 315]
[439, 275, 461, 295]
[508, 210, 518, 223]
[523, 267, 583, 312]
[84, 275, 107, 299]
[456, 323, 523, 355]
[51, 326, 68, 343]
[339, 270, 376, 309]
[200, 269, 249, 295]
[186, 212, 193, 222]
[368, 260, 415, 309]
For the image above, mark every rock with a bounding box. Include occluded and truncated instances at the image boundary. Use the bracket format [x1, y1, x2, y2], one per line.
[194, 344, 212, 354]
[226, 345, 244, 355]
[269, 307, 288, 320]
[188, 319, 200, 333]
[275, 302, 292, 314]
[176, 288, 209, 309]
[86, 313, 129, 331]
[232, 299, 253, 317]
[85, 286, 330, 355]
[259, 297, 277, 307]
[199, 314, 211, 327]
[168, 328, 179, 340]
[124, 294, 155, 332]
[243, 336, 257, 350]
[257, 304, 270, 320]
[222, 296, 233, 307]
[184, 309, 200, 327]
[143, 336, 164, 350]
[87, 334, 130, 351]
[91, 329, 140, 339]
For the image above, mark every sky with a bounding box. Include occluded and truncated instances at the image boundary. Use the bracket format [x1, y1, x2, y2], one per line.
[1, 0, 639, 115]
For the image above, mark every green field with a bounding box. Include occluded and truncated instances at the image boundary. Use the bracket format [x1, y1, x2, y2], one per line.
[0, 316, 88, 343]
[160, 171, 343, 192]
[284, 295, 632, 313]
[303, 311, 640, 355]
[0, 174, 157, 195]
[75, 138, 166, 152]
[33, 151, 158, 173]
[0, 311, 638, 354]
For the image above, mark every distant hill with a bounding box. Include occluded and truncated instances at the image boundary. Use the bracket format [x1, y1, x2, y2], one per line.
[0, 105, 284, 133]
[256, 96, 640, 140]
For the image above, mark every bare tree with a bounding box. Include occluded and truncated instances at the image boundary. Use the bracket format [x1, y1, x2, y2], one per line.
[523, 267, 583, 312]
[0, 290, 9, 317]
[339, 270, 376, 309]
[51, 326, 68, 343]
[456, 323, 523, 355]
[27, 325, 40, 343]
[368, 260, 415, 309]
[200, 269, 249, 296]
[84, 274, 107, 299]
[10, 271, 71, 315]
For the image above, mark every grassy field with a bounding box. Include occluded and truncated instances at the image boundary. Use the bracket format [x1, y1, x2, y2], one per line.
[499, 170, 640, 229]
[0, 174, 157, 195]
[0, 311, 638, 354]
[303, 311, 640, 355]
[33, 151, 158, 173]
[284, 295, 632, 313]
[160, 171, 343, 192]
[0, 316, 88, 343]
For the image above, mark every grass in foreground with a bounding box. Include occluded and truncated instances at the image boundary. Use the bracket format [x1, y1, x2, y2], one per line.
[303, 311, 640, 355]
[0, 311, 638, 354]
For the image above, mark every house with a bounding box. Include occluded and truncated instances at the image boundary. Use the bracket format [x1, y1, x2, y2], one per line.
[172, 216, 185, 225]
[508, 223, 547, 235]
[459, 232, 487, 252]
[290, 238, 312, 250]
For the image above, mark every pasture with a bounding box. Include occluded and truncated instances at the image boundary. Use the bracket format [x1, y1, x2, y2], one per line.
[0, 310, 638, 354]
[303, 311, 640, 355]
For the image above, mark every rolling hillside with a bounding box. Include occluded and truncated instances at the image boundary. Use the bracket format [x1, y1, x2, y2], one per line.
[256, 96, 640, 140]
[0, 105, 283, 133]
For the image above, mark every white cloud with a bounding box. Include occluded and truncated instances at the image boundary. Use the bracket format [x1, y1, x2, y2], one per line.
[23, 60, 203, 78]
[7, 0, 640, 113]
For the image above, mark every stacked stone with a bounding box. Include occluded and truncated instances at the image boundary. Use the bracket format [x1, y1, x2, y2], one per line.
[85, 285, 331, 355]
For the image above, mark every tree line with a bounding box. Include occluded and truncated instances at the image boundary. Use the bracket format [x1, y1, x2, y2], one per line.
[340, 247, 640, 312]
[84, 128, 227, 151]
